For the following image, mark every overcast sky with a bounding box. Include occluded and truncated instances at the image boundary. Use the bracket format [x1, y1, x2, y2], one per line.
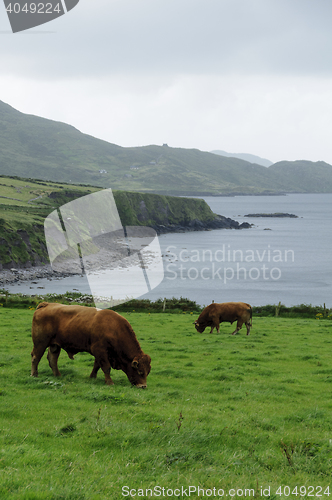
[1, 0, 332, 164]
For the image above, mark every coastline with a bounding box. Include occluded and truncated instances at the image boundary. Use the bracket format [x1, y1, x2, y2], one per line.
[0, 264, 81, 288]
[0, 216, 252, 287]
[150, 214, 251, 234]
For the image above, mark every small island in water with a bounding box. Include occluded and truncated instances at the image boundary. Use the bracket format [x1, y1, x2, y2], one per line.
[244, 213, 298, 218]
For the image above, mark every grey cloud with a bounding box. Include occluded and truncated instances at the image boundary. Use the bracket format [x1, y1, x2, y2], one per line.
[1, 0, 332, 79]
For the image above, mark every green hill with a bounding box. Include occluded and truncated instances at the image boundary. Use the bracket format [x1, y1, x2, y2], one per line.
[268, 160, 332, 193]
[1, 100, 332, 195]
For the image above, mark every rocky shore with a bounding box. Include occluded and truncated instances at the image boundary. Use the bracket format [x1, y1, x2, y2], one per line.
[0, 265, 81, 287]
[150, 215, 251, 234]
[0, 215, 251, 287]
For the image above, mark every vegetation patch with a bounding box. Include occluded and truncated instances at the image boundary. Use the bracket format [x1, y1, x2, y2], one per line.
[1, 291, 332, 320]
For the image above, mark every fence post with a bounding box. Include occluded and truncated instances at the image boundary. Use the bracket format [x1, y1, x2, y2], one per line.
[163, 297, 166, 312]
[275, 301, 281, 317]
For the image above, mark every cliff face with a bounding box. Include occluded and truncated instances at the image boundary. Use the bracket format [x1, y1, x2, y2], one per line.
[113, 191, 217, 227]
[0, 188, 250, 270]
[112, 191, 250, 233]
[0, 223, 48, 270]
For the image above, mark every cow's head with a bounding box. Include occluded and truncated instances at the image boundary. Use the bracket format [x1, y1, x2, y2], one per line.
[194, 320, 206, 333]
[126, 354, 151, 388]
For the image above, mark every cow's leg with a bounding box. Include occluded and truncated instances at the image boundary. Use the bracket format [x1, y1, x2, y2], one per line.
[91, 345, 114, 385]
[89, 358, 101, 379]
[231, 320, 243, 335]
[211, 316, 220, 334]
[31, 344, 47, 377]
[246, 321, 251, 335]
[47, 344, 62, 377]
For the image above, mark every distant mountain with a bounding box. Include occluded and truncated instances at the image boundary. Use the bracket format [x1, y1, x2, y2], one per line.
[211, 150, 273, 167]
[1, 99, 332, 195]
[268, 160, 332, 193]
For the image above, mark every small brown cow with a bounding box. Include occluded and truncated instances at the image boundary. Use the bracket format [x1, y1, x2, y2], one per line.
[194, 302, 252, 335]
[31, 302, 151, 387]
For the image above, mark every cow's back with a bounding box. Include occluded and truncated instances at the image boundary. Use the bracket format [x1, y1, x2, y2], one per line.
[217, 302, 251, 318]
[234, 302, 252, 319]
[32, 302, 142, 354]
[32, 302, 99, 346]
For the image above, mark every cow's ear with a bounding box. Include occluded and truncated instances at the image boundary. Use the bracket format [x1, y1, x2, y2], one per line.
[132, 359, 139, 369]
[193, 321, 198, 325]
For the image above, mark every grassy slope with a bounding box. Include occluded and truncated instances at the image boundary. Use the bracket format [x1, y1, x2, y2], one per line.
[268, 160, 332, 193]
[114, 146, 280, 195]
[113, 190, 215, 226]
[0, 177, 98, 267]
[1, 308, 332, 499]
[0, 175, 218, 268]
[2, 100, 332, 195]
[0, 98, 277, 195]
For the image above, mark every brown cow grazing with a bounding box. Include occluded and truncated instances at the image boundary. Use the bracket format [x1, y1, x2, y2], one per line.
[194, 302, 252, 335]
[31, 302, 151, 388]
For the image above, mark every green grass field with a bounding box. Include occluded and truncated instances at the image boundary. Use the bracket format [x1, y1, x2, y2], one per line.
[1, 308, 332, 499]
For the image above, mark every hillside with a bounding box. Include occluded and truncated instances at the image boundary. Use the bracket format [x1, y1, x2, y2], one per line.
[0, 175, 246, 270]
[268, 160, 332, 192]
[0, 98, 275, 195]
[211, 149, 273, 167]
[1, 100, 332, 195]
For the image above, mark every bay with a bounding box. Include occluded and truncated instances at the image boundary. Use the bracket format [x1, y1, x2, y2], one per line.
[151, 193, 332, 307]
[4, 193, 332, 307]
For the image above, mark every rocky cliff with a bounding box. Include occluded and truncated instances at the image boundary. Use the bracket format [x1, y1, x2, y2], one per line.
[0, 185, 250, 271]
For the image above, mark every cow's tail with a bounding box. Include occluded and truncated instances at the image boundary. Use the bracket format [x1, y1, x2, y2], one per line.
[36, 301, 49, 310]
[249, 306, 253, 327]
